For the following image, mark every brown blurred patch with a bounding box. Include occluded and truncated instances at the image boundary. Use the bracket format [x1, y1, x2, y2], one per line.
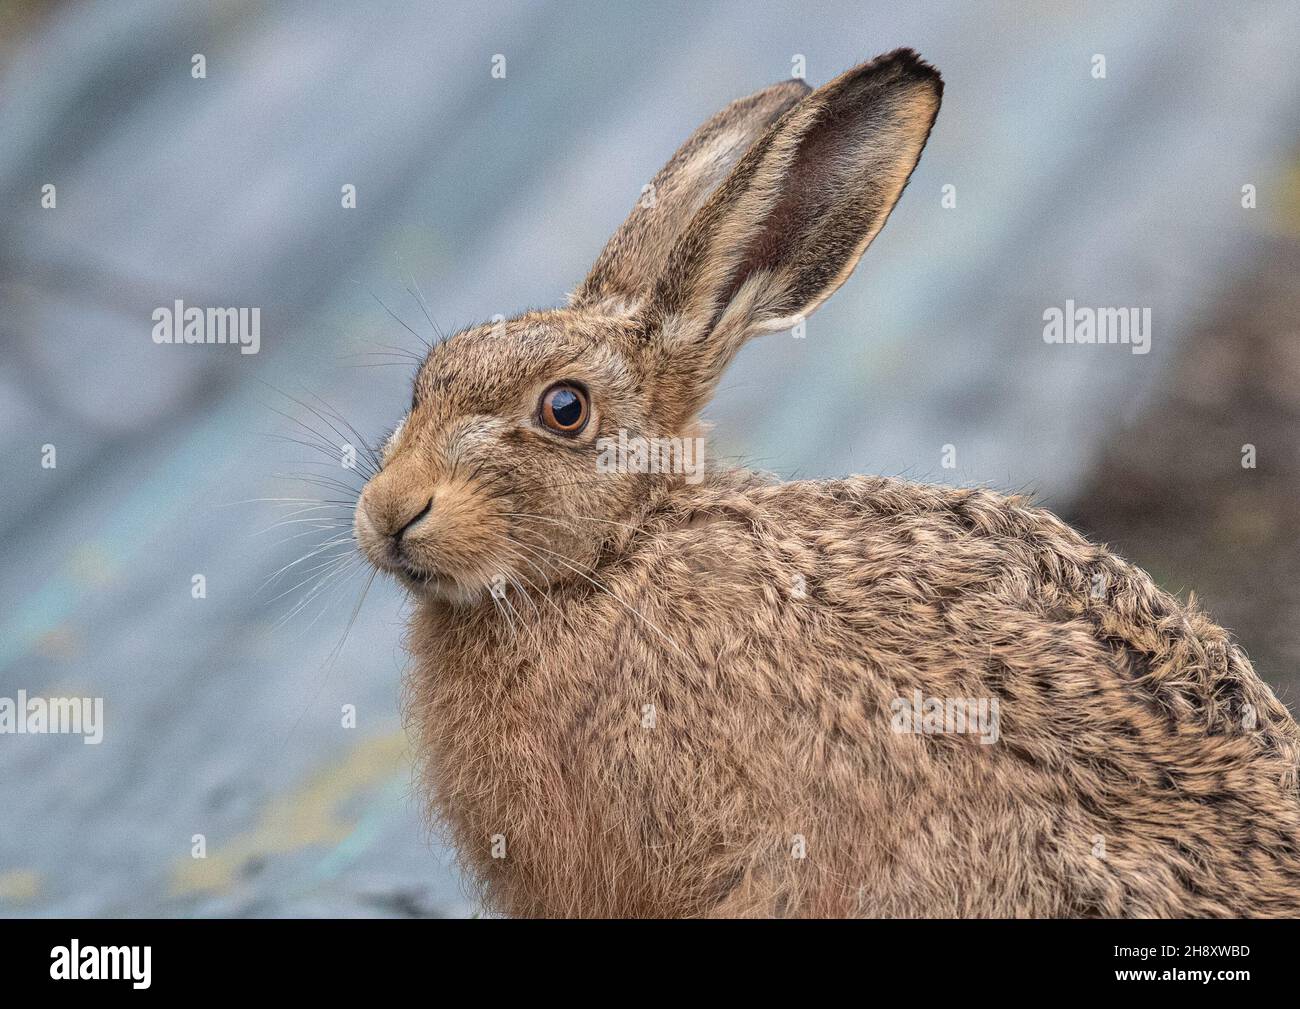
[0, 1, 60, 68]
[1069, 237, 1300, 707]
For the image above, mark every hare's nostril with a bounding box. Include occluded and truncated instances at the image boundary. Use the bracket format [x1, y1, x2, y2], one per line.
[394, 497, 434, 542]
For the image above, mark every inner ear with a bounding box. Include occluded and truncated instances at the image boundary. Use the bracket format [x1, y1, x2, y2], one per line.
[719, 111, 849, 316]
[572, 78, 810, 311]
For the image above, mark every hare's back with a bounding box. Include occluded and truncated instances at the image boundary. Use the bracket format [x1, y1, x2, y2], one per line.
[642, 473, 1300, 787]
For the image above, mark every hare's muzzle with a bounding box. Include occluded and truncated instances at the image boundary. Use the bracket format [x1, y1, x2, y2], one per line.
[355, 473, 436, 574]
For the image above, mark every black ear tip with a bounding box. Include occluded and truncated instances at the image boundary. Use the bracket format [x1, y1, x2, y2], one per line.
[871, 47, 945, 97]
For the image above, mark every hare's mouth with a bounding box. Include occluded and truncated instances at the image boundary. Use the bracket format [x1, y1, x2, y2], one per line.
[391, 559, 443, 592]
[399, 565, 436, 585]
[360, 543, 442, 593]
[389, 557, 482, 605]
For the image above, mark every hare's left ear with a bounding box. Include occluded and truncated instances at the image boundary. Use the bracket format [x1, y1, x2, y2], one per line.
[639, 49, 941, 419]
[573, 78, 810, 310]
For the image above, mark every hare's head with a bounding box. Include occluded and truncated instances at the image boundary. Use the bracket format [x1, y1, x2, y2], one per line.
[356, 49, 941, 604]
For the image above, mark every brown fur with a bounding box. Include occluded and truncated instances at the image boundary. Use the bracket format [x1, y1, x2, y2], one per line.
[355, 50, 1300, 917]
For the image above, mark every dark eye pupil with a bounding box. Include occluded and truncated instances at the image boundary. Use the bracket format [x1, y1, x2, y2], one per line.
[550, 388, 581, 426]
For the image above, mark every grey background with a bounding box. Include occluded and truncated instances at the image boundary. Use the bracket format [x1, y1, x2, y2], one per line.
[1, 0, 1298, 916]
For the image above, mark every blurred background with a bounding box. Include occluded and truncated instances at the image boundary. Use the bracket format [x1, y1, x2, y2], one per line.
[1, 0, 1297, 917]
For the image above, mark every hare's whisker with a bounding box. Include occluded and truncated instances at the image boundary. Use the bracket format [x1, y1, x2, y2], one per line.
[300, 387, 385, 473]
[267, 550, 359, 610]
[254, 505, 354, 531]
[278, 556, 365, 631]
[365, 285, 434, 355]
[510, 555, 584, 641]
[397, 256, 445, 345]
[282, 477, 362, 497]
[259, 405, 378, 480]
[258, 381, 382, 479]
[512, 540, 690, 661]
[260, 534, 356, 590]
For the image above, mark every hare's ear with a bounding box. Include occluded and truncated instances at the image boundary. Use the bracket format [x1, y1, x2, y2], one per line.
[572, 78, 810, 309]
[639, 49, 941, 420]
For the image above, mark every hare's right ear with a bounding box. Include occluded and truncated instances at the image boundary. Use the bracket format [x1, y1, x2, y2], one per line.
[638, 49, 942, 425]
[572, 78, 810, 309]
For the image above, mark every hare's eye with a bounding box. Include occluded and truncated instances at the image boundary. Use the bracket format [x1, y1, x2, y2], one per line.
[539, 382, 589, 435]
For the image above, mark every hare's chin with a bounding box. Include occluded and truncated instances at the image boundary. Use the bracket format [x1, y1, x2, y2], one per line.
[392, 567, 482, 606]
[360, 548, 452, 600]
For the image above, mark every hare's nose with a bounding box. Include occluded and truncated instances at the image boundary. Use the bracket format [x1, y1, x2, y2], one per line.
[392, 498, 433, 543]
[362, 491, 432, 544]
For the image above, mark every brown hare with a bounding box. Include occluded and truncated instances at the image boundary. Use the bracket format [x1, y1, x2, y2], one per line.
[354, 49, 1300, 917]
